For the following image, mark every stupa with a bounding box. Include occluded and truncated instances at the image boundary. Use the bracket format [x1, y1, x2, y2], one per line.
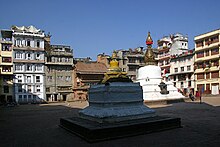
[137, 32, 185, 101]
[60, 50, 181, 142]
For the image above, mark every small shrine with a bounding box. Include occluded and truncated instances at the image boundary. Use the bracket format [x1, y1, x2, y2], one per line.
[137, 32, 185, 101]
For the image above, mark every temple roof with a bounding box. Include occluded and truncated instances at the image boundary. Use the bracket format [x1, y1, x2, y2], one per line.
[75, 61, 107, 74]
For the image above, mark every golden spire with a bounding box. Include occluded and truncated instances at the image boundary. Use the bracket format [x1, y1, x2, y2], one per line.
[100, 51, 131, 84]
[108, 51, 121, 72]
[144, 32, 157, 65]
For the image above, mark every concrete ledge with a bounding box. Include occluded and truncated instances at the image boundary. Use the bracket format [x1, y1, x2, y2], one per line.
[145, 98, 190, 106]
[60, 116, 181, 142]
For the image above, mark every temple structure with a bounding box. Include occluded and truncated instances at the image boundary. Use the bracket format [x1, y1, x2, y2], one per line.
[60, 49, 181, 142]
[137, 32, 185, 101]
[79, 51, 155, 122]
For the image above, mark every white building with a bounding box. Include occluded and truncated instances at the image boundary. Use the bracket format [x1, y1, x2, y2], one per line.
[12, 25, 45, 103]
[169, 50, 195, 95]
[157, 33, 188, 81]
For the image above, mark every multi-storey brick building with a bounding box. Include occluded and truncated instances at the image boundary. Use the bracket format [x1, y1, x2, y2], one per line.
[169, 50, 195, 95]
[157, 33, 188, 81]
[0, 30, 14, 104]
[12, 25, 45, 103]
[194, 29, 220, 95]
[73, 59, 107, 100]
[45, 43, 74, 102]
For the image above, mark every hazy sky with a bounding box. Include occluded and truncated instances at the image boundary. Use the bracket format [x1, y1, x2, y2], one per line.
[1, 0, 220, 60]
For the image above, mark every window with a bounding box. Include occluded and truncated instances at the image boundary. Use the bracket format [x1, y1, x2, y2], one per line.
[36, 76, 40, 82]
[33, 95, 36, 101]
[57, 76, 63, 80]
[196, 41, 203, 48]
[129, 58, 136, 63]
[211, 72, 219, 78]
[16, 38, 22, 46]
[36, 85, 41, 92]
[58, 57, 62, 62]
[35, 65, 42, 71]
[196, 51, 204, 58]
[181, 82, 184, 88]
[64, 58, 70, 62]
[197, 73, 204, 80]
[181, 67, 184, 72]
[36, 53, 40, 59]
[129, 66, 136, 71]
[26, 64, 32, 71]
[205, 50, 209, 56]
[15, 64, 23, 71]
[28, 85, 32, 92]
[37, 40, 40, 48]
[26, 53, 31, 59]
[27, 39, 31, 47]
[46, 87, 50, 92]
[18, 76, 22, 83]
[2, 66, 11, 72]
[4, 86, 9, 93]
[174, 68, 178, 73]
[206, 72, 210, 79]
[211, 48, 219, 55]
[27, 76, 31, 83]
[15, 52, 23, 59]
[187, 66, 191, 71]
[2, 44, 11, 51]
[65, 76, 71, 81]
[47, 57, 52, 62]
[2, 57, 12, 63]
[28, 95, 32, 103]
[18, 85, 22, 92]
[174, 76, 176, 81]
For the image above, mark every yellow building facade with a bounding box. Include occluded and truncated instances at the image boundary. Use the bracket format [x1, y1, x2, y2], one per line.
[0, 30, 14, 103]
[194, 29, 220, 95]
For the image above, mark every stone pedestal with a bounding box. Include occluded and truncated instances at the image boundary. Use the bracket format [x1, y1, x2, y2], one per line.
[60, 82, 181, 142]
[79, 82, 155, 123]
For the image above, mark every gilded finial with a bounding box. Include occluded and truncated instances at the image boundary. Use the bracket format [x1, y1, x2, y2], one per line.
[109, 51, 121, 72]
[100, 51, 131, 84]
[144, 32, 157, 65]
[146, 32, 153, 46]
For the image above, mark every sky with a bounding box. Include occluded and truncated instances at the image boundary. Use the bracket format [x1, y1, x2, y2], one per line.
[1, 0, 220, 60]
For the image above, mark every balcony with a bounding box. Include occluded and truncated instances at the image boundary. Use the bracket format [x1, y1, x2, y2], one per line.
[13, 45, 44, 51]
[195, 54, 219, 63]
[48, 51, 73, 57]
[158, 53, 170, 59]
[13, 59, 44, 63]
[45, 62, 73, 66]
[195, 42, 219, 51]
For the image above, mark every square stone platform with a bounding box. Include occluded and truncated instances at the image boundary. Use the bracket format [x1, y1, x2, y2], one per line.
[60, 116, 181, 142]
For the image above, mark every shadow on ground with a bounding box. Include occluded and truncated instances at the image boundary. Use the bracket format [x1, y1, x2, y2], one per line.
[0, 100, 220, 147]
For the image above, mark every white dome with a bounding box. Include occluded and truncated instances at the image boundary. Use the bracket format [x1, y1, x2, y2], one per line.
[137, 65, 161, 80]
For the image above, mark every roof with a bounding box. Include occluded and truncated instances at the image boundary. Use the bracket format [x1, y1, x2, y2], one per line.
[75, 61, 107, 74]
[194, 28, 220, 39]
